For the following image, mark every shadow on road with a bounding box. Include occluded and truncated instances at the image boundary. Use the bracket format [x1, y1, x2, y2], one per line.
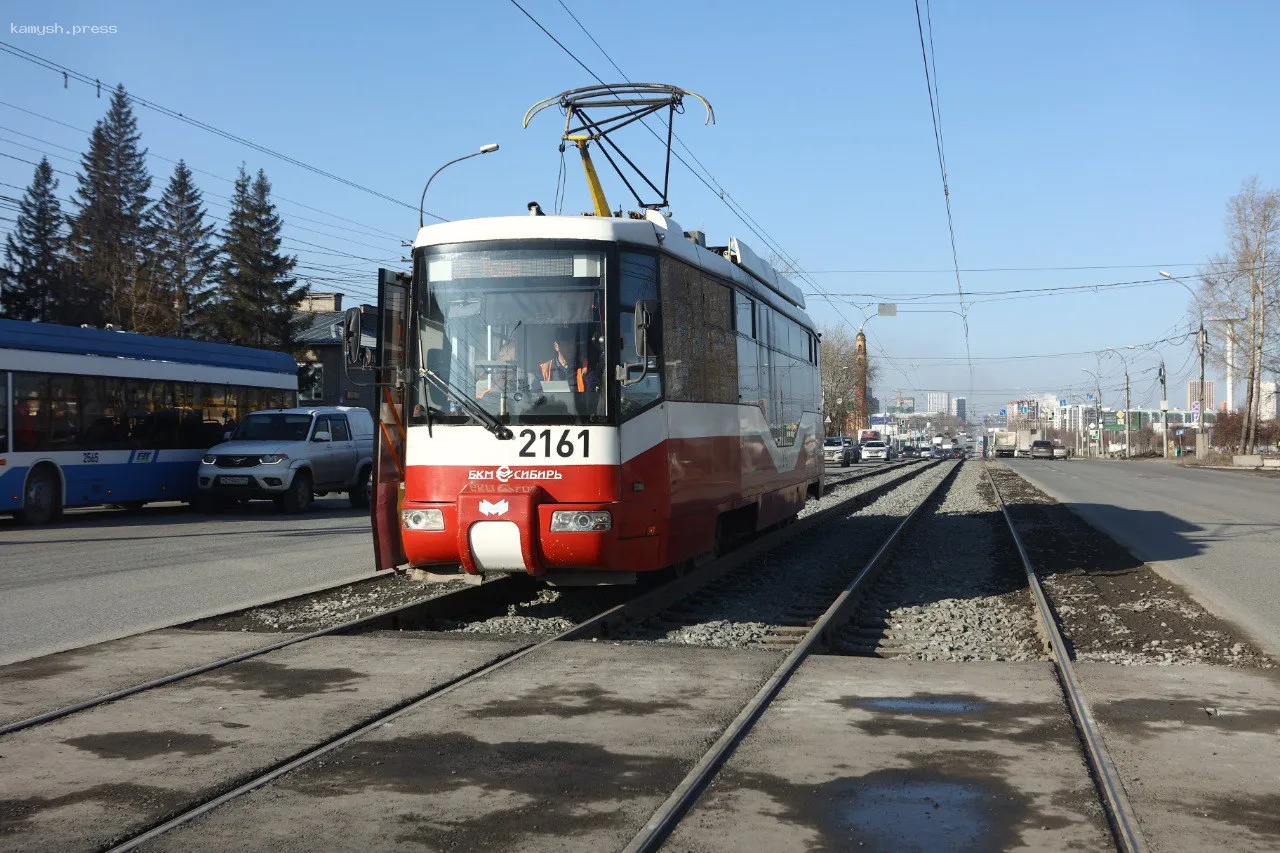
[0, 498, 369, 541]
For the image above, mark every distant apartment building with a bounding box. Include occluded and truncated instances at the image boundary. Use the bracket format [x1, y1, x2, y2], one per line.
[1005, 398, 1040, 425]
[926, 391, 950, 415]
[950, 396, 967, 421]
[1261, 381, 1279, 422]
[1187, 380, 1216, 413]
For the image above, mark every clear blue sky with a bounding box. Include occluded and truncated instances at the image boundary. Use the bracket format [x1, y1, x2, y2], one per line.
[3, 1, 1276, 417]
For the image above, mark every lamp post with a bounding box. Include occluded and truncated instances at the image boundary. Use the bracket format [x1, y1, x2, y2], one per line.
[419, 143, 500, 227]
[1159, 271, 1207, 453]
[1104, 346, 1134, 458]
[1081, 368, 1103, 457]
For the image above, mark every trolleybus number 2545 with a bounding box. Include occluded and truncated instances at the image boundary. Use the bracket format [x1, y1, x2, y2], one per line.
[516, 428, 590, 458]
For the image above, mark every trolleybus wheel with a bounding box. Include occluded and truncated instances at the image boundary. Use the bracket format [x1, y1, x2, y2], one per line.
[280, 471, 313, 514]
[17, 466, 60, 525]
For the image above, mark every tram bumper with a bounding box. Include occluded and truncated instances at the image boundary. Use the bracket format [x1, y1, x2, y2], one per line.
[399, 484, 659, 577]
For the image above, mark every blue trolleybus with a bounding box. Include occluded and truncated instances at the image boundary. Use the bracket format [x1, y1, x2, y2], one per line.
[0, 319, 298, 523]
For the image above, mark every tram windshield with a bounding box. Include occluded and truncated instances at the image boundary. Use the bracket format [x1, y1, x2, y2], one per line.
[414, 247, 607, 426]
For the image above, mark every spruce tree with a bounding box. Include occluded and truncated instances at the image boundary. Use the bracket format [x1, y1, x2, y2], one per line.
[152, 160, 217, 337]
[216, 167, 306, 349]
[1, 157, 68, 322]
[66, 84, 155, 330]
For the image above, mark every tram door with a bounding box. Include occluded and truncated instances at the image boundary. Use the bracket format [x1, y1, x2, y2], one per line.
[372, 268, 409, 571]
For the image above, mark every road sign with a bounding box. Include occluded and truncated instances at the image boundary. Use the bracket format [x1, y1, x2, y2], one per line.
[1176, 429, 1185, 436]
[999, 409, 1007, 416]
[1059, 398, 1067, 406]
[1192, 401, 1200, 412]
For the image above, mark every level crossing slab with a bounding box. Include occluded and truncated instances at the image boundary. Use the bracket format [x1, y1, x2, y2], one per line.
[669, 655, 1113, 852]
[0, 629, 290, 728]
[139, 641, 784, 853]
[0, 635, 521, 853]
[1077, 662, 1280, 853]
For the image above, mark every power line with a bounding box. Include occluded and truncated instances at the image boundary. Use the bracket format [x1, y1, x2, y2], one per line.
[0, 44, 447, 224]
[913, 0, 973, 400]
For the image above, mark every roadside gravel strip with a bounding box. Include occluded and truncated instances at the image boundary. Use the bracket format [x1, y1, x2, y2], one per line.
[622, 462, 954, 648]
[988, 464, 1273, 669]
[834, 460, 1045, 662]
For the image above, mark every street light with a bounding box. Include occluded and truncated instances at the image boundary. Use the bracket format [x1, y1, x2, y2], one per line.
[1159, 271, 1207, 447]
[1104, 346, 1134, 458]
[1081, 368, 1102, 457]
[419, 143, 501, 227]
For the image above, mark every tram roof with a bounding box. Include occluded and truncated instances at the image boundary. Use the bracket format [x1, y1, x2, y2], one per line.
[0, 318, 299, 375]
[413, 213, 812, 322]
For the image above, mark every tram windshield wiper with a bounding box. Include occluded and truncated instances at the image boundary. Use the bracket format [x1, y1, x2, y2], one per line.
[418, 367, 514, 440]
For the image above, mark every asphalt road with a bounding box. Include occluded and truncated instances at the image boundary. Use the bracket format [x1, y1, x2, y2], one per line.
[0, 498, 376, 665]
[1003, 458, 1280, 656]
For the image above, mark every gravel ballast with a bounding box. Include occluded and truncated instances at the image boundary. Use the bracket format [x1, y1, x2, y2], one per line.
[834, 460, 1045, 662]
[622, 461, 955, 648]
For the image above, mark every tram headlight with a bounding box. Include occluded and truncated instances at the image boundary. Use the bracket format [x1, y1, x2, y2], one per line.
[550, 510, 612, 532]
[401, 508, 445, 531]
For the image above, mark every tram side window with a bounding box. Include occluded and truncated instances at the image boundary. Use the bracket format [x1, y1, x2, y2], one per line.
[659, 254, 702, 400]
[619, 252, 662, 418]
[702, 277, 738, 405]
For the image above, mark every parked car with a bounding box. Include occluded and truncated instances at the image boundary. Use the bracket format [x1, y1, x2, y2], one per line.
[1030, 439, 1056, 460]
[861, 440, 889, 462]
[198, 406, 375, 512]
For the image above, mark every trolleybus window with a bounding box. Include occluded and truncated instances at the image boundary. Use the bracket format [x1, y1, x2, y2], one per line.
[419, 247, 606, 425]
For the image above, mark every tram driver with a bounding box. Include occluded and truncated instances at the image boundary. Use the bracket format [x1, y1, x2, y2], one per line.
[540, 328, 599, 393]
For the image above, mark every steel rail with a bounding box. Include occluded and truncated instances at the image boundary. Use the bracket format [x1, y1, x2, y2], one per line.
[100, 460, 944, 852]
[0, 573, 528, 737]
[985, 464, 1149, 853]
[2, 461, 919, 739]
[623, 459, 962, 852]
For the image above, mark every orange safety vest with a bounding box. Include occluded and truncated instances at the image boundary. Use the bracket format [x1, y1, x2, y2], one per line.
[540, 358, 589, 392]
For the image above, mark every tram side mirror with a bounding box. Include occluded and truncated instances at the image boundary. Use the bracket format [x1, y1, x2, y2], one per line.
[634, 300, 658, 358]
[342, 307, 363, 367]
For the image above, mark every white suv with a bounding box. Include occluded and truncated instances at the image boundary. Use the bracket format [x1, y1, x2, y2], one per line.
[198, 406, 375, 512]
[861, 440, 889, 462]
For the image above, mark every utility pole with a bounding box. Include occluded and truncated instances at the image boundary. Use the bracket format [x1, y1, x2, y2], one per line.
[1124, 369, 1132, 459]
[1159, 360, 1169, 459]
[1162, 272, 1208, 456]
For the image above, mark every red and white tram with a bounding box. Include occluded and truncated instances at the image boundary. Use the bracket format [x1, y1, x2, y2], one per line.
[361, 210, 823, 582]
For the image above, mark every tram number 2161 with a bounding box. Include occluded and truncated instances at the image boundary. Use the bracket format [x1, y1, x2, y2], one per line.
[517, 428, 591, 458]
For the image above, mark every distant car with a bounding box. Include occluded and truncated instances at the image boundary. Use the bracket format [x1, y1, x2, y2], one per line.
[824, 436, 855, 467]
[862, 440, 889, 462]
[198, 406, 375, 512]
[951, 447, 965, 459]
[1052, 444, 1068, 459]
[901, 445, 919, 458]
[1030, 439, 1055, 460]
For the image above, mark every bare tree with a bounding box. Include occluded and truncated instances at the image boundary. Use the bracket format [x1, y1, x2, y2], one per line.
[1197, 177, 1280, 451]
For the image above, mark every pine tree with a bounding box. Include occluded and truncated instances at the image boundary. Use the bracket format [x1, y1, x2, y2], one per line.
[66, 84, 156, 330]
[216, 167, 306, 349]
[1, 158, 68, 322]
[152, 161, 218, 337]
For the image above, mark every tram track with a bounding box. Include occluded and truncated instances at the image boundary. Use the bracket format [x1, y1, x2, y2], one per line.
[1, 460, 923, 740]
[1, 460, 943, 853]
